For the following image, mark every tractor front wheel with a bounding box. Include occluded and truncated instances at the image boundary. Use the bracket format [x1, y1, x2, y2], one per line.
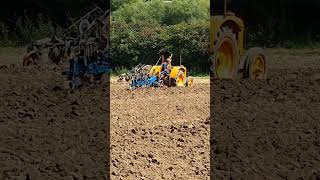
[244, 47, 267, 79]
[185, 77, 193, 87]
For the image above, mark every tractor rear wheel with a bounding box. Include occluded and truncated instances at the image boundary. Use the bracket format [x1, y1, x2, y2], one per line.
[169, 78, 176, 87]
[210, 27, 239, 79]
[244, 47, 267, 79]
[163, 76, 175, 87]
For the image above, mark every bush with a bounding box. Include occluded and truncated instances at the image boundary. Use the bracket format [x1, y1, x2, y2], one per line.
[0, 22, 10, 45]
[0, 14, 63, 46]
[110, 20, 210, 74]
[16, 14, 63, 44]
[112, 0, 209, 26]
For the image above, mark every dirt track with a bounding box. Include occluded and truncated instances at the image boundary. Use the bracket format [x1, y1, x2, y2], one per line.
[1, 48, 320, 179]
[211, 49, 320, 179]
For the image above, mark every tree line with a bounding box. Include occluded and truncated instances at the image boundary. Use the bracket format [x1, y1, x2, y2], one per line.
[1, 0, 319, 46]
[212, 0, 320, 47]
[0, 0, 320, 74]
[0, 0, 108, 45]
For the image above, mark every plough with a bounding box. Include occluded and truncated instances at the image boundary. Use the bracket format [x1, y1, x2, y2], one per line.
[23, 7, 110, 89]
[117, 63, 152, 82]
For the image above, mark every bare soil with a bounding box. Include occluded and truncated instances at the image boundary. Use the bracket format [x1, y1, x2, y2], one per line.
[211, 48, 320, 179]
[0, 52, 109, 180]
[1, 48, 320, 179]
[110, 80, 210, 179]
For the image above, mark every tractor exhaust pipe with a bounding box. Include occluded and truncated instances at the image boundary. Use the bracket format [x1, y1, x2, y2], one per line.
[224, 0, 227, 16]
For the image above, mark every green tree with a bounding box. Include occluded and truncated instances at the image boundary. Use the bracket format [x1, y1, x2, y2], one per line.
[112, 0, 165, 24]
[112, 0, 209, 25]
[162, 0, 209, 25]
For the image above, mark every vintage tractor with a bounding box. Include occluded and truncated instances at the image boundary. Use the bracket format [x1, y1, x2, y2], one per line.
[129, 55, 193, 90]
[148, 64, 193, 87]
[210, 1, 267, 79]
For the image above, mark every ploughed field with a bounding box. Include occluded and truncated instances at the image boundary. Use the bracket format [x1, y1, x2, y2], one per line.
[0, 47, 320, 179]
[110, 77, 210, 179]
[0, 48, 109, 180]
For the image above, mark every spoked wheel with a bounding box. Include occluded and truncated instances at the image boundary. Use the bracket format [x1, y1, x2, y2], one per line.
[23, 52, 39, 66]
[244, 47, 267, 79]
[79, 19, 91, 34]
[186, 76, 193, 87]
[23, 56, 35, 66]
[210, 27, 239, 79]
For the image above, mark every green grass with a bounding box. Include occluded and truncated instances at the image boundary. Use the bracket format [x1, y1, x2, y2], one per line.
[189, 72, 209, 77]
[110, 67, 130, 76]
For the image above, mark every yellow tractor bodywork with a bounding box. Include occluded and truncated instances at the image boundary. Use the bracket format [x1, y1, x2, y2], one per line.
[169, 66, 187, 79]
[170, 66, 187, 87]
[149, 65, 162, 77]
[210, 13, 245, 55]
[149, 65, 187, 78]
[210, 12, 267, 79]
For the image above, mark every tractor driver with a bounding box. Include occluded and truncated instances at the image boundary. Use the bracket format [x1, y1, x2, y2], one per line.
[160, 53, 172, 75]
[167, 54, 172, 70]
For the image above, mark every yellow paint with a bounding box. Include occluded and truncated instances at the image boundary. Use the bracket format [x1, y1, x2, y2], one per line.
[187, 77, 193, 87]
[251, 55, 265, 79]
[149, 65, 162, 77]
[176, 72, 185, 87]
[169, 66, 186, 79]
[149, 65, 187, 79]
[215, 38, 235, 78]
[210, 13, 245, 55]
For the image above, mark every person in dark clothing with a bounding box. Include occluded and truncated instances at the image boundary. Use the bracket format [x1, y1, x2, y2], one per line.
[159, 48, 172, 73]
